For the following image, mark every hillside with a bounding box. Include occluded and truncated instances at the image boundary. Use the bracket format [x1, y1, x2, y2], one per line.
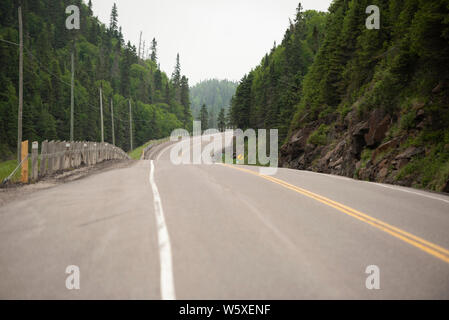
[230, 0, 449, 193]
[0, 0, 191, 160]
[190, 79, 237, 128]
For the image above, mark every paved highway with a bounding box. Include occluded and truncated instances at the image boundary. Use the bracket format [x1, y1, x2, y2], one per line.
[1, 135, 448, 299]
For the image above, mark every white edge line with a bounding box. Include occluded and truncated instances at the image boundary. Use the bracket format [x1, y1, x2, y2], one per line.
[149, 160, 176, 300]
[294, 169, 449, 205]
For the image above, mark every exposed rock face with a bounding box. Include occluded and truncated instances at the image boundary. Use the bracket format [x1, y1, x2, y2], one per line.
[279, 106, 442, 191]
[364, 110, 391, 147]
[351, 122, 369, 158]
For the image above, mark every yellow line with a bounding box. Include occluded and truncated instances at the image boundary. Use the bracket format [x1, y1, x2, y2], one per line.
[221, 163, 449, 264]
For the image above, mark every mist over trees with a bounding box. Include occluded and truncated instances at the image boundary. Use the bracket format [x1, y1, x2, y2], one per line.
[190, 79, 237, 129]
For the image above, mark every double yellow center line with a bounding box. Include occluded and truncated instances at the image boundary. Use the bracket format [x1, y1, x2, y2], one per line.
[221, 163, 449, 265]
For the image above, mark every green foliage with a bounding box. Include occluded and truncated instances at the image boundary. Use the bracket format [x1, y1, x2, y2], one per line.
[190, 79, 237, 128]
[230, 9, 327, 141]
[217, 108, 226, 132]
[228, 0, 449, 191]
[0, 158, 32, 183]
[200, 104, 208, 130]
[400, 110, 416, 131]
[396, 147, 449, 191]
[307, 124, 329, 146]
[360, 148, 373, 168]
[0, 0, 190, 157]
[128, 137, 168, 160]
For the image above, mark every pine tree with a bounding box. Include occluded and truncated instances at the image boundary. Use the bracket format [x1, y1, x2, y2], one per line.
[110, 3, 118, 34]
[180, 76, 191, 128]
[172, 53, 181, 85]
[87, 0, 93, 16]
[150, 38, 158, 63]
[217, 108, 226, 132]
[172, 53, 181, 102]
[154, 68, 162, 91]
[200, 104, 209, 130]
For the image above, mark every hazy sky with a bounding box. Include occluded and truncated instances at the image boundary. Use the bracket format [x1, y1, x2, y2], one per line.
[91, 0, 332, 85]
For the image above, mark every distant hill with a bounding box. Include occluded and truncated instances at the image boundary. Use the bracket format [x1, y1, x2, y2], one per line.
[190, 79, 237, 128]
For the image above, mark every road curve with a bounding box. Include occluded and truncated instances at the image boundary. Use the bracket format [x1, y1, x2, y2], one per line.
[1, 136, 448, 299]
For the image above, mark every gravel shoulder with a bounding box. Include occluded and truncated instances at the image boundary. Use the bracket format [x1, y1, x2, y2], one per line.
[0, 159, 135, 207]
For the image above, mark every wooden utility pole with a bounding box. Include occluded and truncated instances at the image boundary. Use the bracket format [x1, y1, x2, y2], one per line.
[99, 84, 104, 143]
[129, 99, 133, 151]
[111, 98, 115, 146]
[70, 51, 74, 141]
[17, 6, 23, 162]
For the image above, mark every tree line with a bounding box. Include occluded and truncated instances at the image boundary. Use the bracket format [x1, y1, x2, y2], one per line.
[229, 0, 449, 191]
[190, 79, 237, 130]
[0, 0, 192, 160]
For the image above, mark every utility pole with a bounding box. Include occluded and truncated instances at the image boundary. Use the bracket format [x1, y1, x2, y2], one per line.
[70, 50, 74, 141]
[129, 99, 133, 151]
[111, 98, 115, 146]
[17, 6, 23, 162]
[142, 40, 145, 61]
[99, 84, 104, 143]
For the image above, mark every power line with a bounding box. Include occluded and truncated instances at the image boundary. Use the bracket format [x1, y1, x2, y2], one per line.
[11, 38, 159, 127]
[0, 38, 19, 46]
[24, 46, 72, 87]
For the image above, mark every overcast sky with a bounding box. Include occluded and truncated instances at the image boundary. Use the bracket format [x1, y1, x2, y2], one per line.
[90, 0, 332, 85]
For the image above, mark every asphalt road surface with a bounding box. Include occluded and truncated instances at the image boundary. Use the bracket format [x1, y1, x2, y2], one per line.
[1, 135, 449, 299]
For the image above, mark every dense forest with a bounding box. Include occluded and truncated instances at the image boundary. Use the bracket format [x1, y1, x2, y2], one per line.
[190, 79, 237, 129]
[230, 0, 449, 192]
[0, 0, 192, 160]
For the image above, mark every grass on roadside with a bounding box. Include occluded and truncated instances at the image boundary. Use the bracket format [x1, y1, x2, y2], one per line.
[128, 137, 170, 160]
[0, 158, 33, 183]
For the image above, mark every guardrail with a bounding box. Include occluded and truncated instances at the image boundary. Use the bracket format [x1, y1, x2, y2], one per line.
[2, 140, 130, 185]
[142, 138, 170, 160]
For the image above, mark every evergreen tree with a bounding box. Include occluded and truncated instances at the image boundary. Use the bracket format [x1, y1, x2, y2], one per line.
[109, 3, 118, 34]
[150, 38, 158, 63]
[217, 108, 226, 132]
[200, 104, 209, 130]
[171, 53, 181, 102]
[88, 0, 93, 16]
[190, 79, 237, 124]
[180, 76, 191, 128]
[0, 0, 189, 156]
[172, 53, 181, 86]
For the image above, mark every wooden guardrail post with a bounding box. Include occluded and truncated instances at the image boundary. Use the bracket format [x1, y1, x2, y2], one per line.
[21, 140, 28, 183]
[74, 142, 79, 167]
[64, 142, 70, 170]
[54, 141, 59, 171]
[88, 142, 92, 165]
[39, 140, 48, 177]
[31, 141, 38, 181]
[93, 143, 97, 165]
[48, 141, 55, 173]
[78, 142, 82, 166]
[55, 141, 60, 171]
[59, 141, 65, 171]
[82, 142, 87, 166]
[89, 142, 92, 165]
